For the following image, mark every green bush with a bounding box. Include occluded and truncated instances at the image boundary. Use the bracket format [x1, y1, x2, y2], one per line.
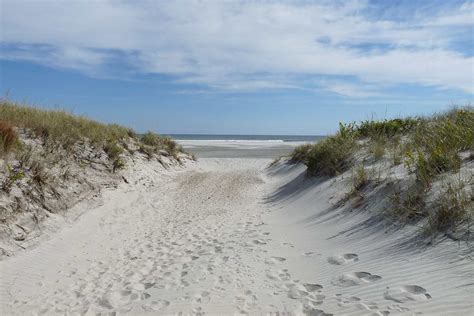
[356, 118, 419, 139]
[291, 144, 313, 163]
[305, 124, 357, 176]
[405, 108, 473, 188]
[429, 179, 472, 233]
[141, 132, 180, 156]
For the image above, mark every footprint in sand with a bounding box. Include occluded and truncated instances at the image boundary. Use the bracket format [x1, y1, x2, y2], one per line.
[194, 290, 211, 304]
[302, 307, 333, 316]
[384, 285, 432, 303]
[327, 253, 359, 265]
[336, 294, 388, 315]
[266, 269, 291, 281]
[331, 271, 382, 287]
[264, 256, 287, 265]
[303, 283, 323, 292]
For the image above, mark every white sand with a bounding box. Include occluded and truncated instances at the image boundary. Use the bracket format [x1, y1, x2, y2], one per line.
[0, 157, 473, 315]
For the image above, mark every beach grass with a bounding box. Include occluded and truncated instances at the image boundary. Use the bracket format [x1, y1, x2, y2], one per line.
[292, 107, 474, 234]
[0, 98, 182, 163]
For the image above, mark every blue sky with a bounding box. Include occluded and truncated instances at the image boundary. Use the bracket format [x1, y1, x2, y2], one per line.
[0, 0, 472, 135]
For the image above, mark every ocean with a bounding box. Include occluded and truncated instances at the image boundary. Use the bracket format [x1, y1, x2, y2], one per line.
[170, 134, 325, 158]
[168, 134, 324, 143]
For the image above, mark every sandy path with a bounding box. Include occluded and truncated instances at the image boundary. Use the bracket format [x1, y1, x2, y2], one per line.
[1, 158, 473, 315]
[0, 159, 303, 314]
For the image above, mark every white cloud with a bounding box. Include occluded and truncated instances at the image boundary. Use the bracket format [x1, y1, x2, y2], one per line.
[1, 0, 472, 94]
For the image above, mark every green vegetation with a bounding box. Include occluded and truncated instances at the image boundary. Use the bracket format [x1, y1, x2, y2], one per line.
[139, 131, 182, 160]
[0, 99, 183, 165]
[299, 123, 357, 176]
[405, 108, 474, 189]
[292, 107, 473, 235]
[290, 144, 312, 163]
[348, 164, 369, 198]
[0, 99, 134, 149]
[429, 179, 472, 233]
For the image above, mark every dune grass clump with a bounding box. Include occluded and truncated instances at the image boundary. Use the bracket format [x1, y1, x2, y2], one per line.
[0, 99, 134, 149]
[348, 164, 369, 198]
[405, 108, 474, 189]
[290, 144, 313, 163]
[428, 180, 473, 233]
[140, 131, 182, 158]
[293, 117, 418, 175]
[0, 121, 18, 154]
[0, 99, 184, 173]
[356, 118, 419, 139]
[293, 107, 473, 236]
[304, 123, 357, 176]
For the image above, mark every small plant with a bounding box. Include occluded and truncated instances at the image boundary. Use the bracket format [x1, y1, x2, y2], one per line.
[305, 124, 357, 176]
[104, 142, 124, 161]
[1, 164, 25, 193]
[0, 121, 18, 154]
[428, 179, 472, 233]
[30, 160, 49, 187]
[356, 118, 419, 139]
[112, 158, 126, 173]
[390, 183, 426, 221]
[369, 137, 386, 160]
[348, 164, 369, 197]
[389, 138, 404, 166]
[290, 144, 312, 163]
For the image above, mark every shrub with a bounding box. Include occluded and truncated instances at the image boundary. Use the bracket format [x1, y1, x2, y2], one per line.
[0, 121, 18, 153]
[356, 118, 419, 139]
[141, 132, 181, 158]
[291, 144, 313, 163]
[305, 125, 357, 176]
[141, 131, 162, 147]
[390, 183, 427, 221]
[428, 180, 472, 233]
[103, 142, 124, 161]
[405, 108, 473, 188]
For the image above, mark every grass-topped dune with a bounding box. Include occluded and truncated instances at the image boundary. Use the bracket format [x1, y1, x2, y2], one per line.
[0, 99, 189, 249]
[0, 99, 184, 164]
[291, 108, 473, 239]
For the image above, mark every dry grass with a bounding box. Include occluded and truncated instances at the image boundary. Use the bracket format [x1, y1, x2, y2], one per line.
[0, 121, 18, 154]
[0, 99, 134, 148]
[0, 99, 182, 162]
[428, 179, 473, 233]
[348, 164, 369, 198]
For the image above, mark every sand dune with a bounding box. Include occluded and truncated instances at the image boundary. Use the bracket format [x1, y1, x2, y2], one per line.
[0, 158, 473, 315]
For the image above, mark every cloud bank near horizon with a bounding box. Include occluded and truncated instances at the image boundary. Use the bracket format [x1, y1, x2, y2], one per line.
[1, 0, 473, 96]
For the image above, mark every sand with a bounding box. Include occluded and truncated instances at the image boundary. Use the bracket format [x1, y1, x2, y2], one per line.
[177, 139, 308, 158]
[0, 143, 473, 315]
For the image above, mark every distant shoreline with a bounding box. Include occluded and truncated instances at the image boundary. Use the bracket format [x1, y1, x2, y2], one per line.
[166, 134, 325, 143]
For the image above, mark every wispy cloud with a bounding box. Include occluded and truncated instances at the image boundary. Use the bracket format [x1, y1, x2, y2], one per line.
[1, 0, 472, 94]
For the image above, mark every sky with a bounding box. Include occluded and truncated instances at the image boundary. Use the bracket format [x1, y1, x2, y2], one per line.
[0, 0, 472, 135]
